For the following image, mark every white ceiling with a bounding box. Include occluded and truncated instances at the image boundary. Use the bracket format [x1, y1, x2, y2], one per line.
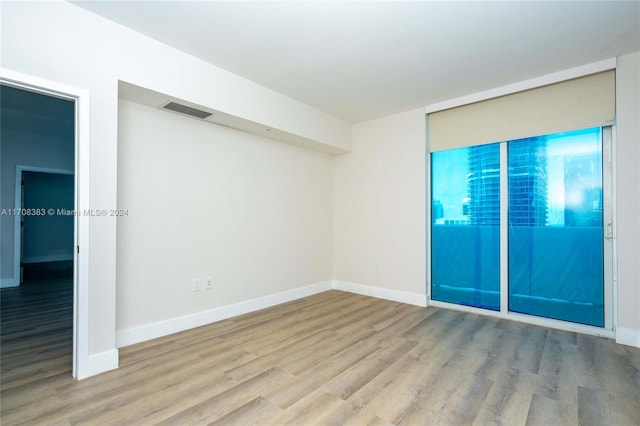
[73, 1, 639, 123]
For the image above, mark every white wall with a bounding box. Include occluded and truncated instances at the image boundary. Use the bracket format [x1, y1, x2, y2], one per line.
[0, 128, 74, 284]
[332, 108, 426, 299]
[117, 99, 332, 335]
[1, 0, 349, 370]
[615, 51, 640, 346]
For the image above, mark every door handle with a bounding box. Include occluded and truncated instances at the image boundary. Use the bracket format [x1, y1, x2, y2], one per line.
[605, 221, 613, 241]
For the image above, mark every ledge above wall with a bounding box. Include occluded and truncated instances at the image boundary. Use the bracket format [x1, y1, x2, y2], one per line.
[119, 81, 351, 156]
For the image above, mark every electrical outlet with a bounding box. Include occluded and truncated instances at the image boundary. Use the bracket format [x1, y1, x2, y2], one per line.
[373, 263, 381, 273]
[204, 276, 213, 290]
[192, 278, 201, 292]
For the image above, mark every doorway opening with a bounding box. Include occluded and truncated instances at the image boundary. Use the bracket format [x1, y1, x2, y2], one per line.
[19, 169, 75, 284]
[1, 71, 90, 379]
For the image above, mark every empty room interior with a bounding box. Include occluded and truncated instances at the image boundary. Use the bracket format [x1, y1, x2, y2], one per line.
[1, 1, 639, 425]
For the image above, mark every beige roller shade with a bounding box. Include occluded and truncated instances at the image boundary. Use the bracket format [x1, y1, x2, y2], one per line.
[428, 70, 615, 152]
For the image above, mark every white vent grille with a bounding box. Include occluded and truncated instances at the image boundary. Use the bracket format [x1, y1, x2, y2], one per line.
[162, 101, 212, 119]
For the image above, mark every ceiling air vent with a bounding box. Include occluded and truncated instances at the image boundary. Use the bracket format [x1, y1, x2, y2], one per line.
[162, 101, 212, 119]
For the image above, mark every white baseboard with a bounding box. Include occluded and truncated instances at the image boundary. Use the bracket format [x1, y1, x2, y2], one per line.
[79, 349, 119, 379]
[108, 278, 638, 375]
[332, 280, 427, 307]
[1, 277, 19, 288]
[616, 327, 640, 348]
[116, 281, 333, 348]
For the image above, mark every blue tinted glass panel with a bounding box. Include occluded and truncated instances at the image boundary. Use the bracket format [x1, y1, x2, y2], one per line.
[431, 144, 500, 310]
[508, 128, 604, 327]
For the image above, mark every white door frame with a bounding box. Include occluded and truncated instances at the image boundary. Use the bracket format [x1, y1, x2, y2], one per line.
[1, 68, 90, 380]
[16, 167, 74, 282]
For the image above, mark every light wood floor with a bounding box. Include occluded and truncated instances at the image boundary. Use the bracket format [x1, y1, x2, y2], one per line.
[1, 286, 639, 425]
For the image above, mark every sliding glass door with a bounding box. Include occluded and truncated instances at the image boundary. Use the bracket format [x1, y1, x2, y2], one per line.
[430, 127, 610, 328]
[508, 128, 605, 327]
[431, 145, 500, 310]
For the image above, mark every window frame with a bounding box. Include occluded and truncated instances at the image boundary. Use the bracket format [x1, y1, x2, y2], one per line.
[427, 126, 615, 335]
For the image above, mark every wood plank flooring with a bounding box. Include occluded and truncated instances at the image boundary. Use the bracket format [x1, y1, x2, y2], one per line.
[1, 286, 639, 425]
